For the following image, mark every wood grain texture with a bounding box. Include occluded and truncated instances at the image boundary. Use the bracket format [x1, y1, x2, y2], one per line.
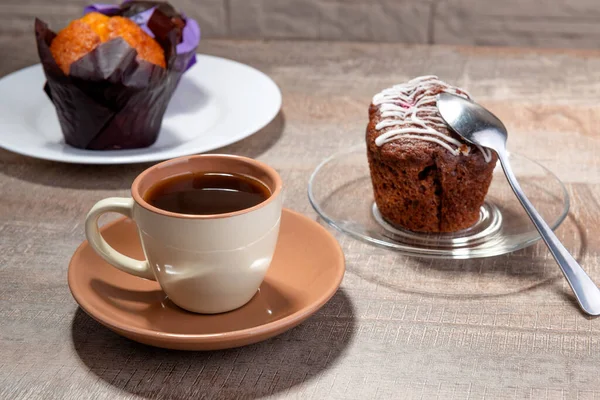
[434, 0, 600, 48]
[228, 0, 433, 43]
[2, 39, 600, 399]
[6, 0, 600, 48]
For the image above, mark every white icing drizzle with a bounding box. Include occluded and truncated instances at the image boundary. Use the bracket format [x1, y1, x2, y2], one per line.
[372, 75, 492, 162]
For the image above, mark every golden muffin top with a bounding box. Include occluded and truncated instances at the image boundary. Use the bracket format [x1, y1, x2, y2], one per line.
[50, 12, 166, 74]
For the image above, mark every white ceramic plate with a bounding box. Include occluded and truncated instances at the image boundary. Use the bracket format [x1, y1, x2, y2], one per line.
[0, 55, 281, 164]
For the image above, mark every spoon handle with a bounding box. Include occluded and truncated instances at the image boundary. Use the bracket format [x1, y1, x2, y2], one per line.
[496, 149, 600, 315]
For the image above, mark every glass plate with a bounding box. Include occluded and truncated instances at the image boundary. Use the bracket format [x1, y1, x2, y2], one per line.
[308, 144, 570, 259]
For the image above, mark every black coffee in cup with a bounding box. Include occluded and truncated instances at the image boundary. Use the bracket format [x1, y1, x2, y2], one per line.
[144, 172, 271, 215]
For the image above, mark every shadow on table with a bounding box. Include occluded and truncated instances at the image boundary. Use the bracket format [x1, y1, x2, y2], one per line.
[345, 212, 587, 300]
[0, 111, 285, 191]
[71, 287, 354, 399]
[208, 111, 285, 159]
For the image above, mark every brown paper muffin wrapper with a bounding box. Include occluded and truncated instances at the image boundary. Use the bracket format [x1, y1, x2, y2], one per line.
[34, 5, 198, 150]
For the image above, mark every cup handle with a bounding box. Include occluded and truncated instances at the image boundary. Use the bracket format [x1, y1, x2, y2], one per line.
[85, 197, 155, 281]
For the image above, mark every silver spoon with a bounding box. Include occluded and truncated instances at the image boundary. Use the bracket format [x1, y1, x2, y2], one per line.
[437, 92, 600, 316]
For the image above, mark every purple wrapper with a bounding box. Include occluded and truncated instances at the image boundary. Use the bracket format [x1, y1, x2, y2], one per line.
[35, 1, 200, 150]
[83, 4, 121, 14]
[86, 1, 200, 70]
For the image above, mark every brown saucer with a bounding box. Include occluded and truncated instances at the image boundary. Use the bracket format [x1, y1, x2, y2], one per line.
[68, 209, 345, 350]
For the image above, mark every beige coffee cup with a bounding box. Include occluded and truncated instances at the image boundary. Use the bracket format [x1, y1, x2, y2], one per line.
[85, 154, 283, 314]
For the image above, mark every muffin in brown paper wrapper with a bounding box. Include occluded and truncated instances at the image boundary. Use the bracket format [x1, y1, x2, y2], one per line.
[34, 5, 197, 150]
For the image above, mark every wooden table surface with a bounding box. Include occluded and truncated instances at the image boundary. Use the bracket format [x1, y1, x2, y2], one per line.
[2, 39, 600, 399]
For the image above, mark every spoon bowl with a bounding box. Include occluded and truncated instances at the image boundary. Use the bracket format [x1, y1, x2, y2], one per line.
[437, 92, 507, 152]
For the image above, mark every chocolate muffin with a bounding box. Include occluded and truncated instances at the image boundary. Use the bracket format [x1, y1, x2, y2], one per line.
[366, 76, 498, 233]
